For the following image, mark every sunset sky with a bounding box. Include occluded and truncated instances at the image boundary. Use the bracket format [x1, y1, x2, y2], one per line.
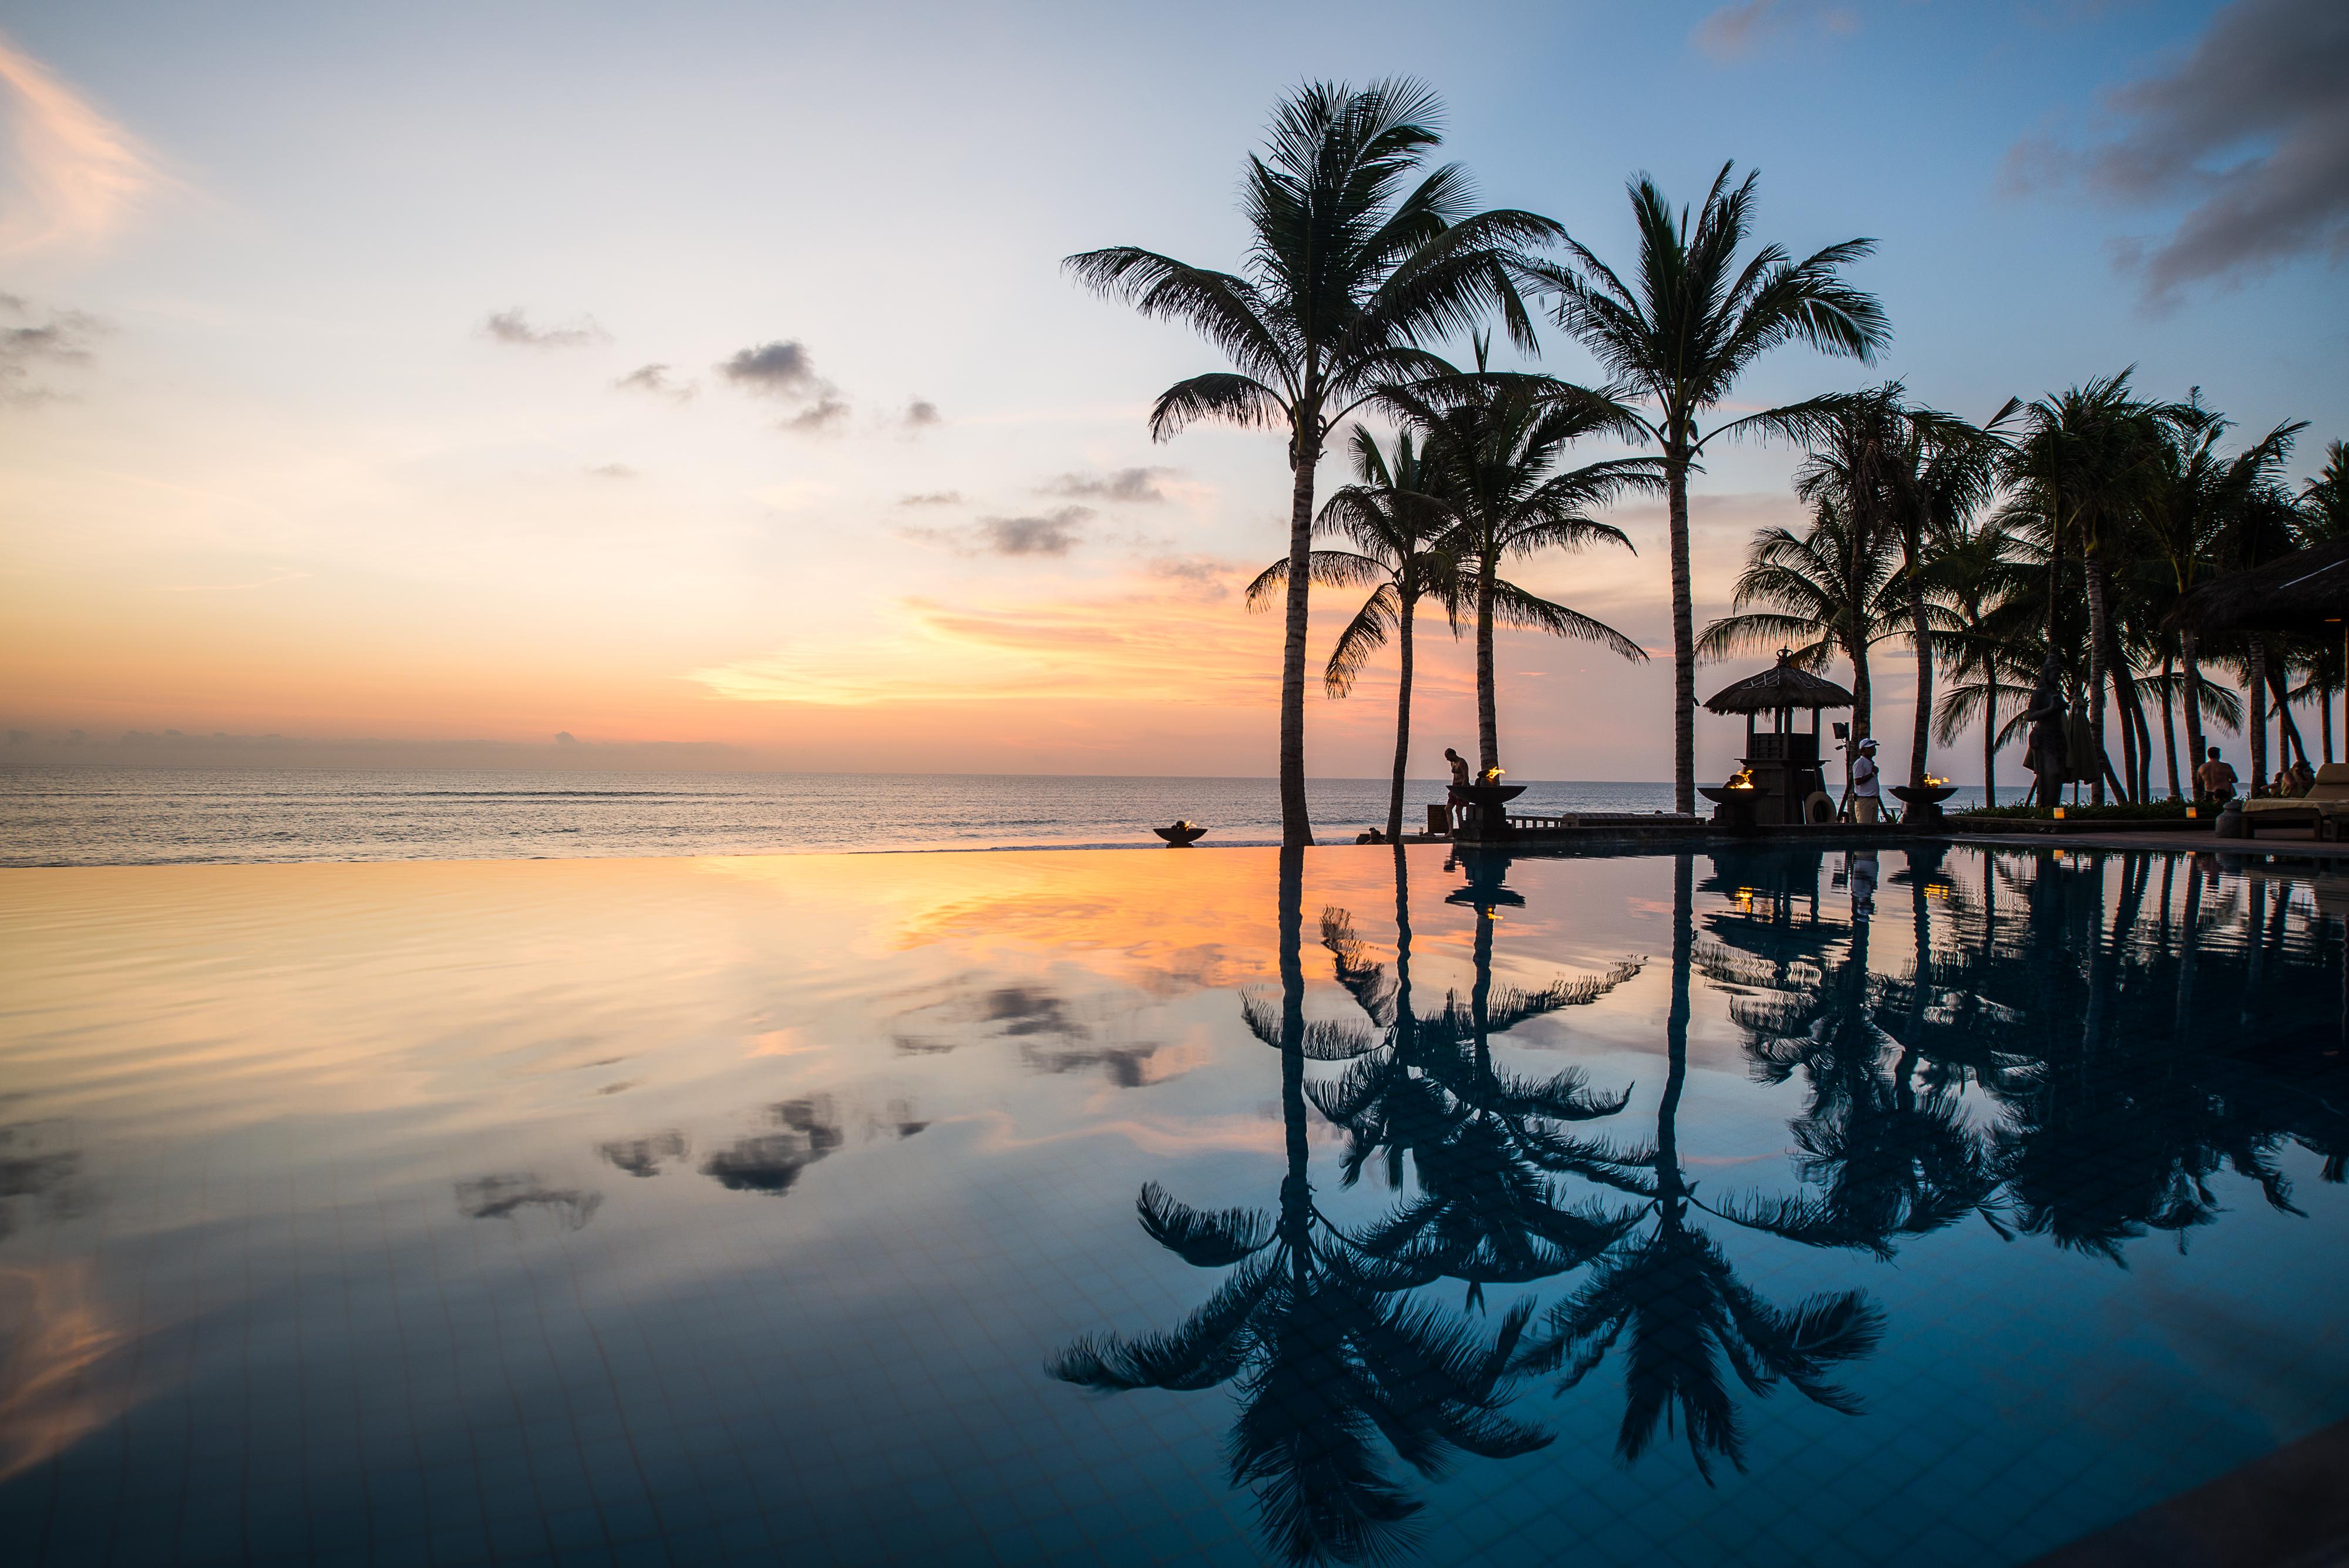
[2, 0, 2341, 781]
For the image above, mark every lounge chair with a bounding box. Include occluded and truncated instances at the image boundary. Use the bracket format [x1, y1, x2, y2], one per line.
[2241, 763, 2349, 838]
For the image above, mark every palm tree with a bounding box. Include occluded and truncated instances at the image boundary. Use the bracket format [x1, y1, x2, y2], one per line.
[1247, 428, 1456, 844]
[1068, 80, 1559, 847]
[2000, 372, 2182, 804]
[1699, 499, 1904, 744]
[1925, 521, 2034, 805]
[1528, 164, 1890, 815]
[1789, 386, 2014, 790]
[1377, 368, 1657, 773]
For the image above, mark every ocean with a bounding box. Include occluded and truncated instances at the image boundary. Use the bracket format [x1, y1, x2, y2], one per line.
[0, 767, 1994, 866]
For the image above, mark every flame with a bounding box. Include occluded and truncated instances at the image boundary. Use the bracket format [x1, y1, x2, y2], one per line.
[1923, 775, 1949, 788]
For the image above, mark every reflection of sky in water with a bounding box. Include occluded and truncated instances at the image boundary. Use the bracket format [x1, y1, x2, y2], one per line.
[1, 844, 2344, 1566]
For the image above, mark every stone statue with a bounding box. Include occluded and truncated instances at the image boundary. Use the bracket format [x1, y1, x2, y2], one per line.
[2017, 657, 2069, 810]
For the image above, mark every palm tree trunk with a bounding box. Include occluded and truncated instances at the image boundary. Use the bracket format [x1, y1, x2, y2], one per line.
[1983, 684, 1997, 808]
[1476, 551, 1500, 775]
[2249, 636, 2270, 792]
[2085, 555, 2113, 806]
[1907, 578, 1933, 790]
[1280, 445, 1320, 847]
[2160, 650, 2180, 800]
[1386, 593, 1415, 844]
[2324, 687, 2335, 765]
[2111, 658, 2149, 805]
[2269, 661, 2308, 770]
[1658, 850, 1692, 1198]
[1276, 845, 1310, 1258]
[2182, 628, 2206, 785]
[1668, 450, 1696, 816]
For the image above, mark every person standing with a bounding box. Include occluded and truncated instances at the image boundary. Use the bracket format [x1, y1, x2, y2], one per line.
[1850, 736, 1882, 825]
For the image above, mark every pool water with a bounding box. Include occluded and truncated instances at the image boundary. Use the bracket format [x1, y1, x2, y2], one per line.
[1, 843, 2343, 1566]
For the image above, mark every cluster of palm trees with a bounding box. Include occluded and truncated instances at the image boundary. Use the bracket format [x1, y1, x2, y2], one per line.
[1054, 842, 2348, 1565]
[1703, 374, 2348, 805]
[1072, 79, 1886, 844]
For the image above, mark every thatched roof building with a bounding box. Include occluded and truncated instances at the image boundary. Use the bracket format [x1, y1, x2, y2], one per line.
[2166, 539, 2349, 635]
[1704, 652, 1856, 715]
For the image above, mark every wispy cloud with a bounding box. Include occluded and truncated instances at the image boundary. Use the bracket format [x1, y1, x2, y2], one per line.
[1040, 466, 1172, 503]
[903, 505, 1092, 557]
[0, 32, 161, 256]
[783, 394, 852, 434]
[897, 490, 962, 507]
[0, 295, 101, 404]
[613, 362, 695, 401]
[903, 398, 941, 429]
[1692, 0, 1859, 59]
[686, 581, 1279, 708]
[587, 462, 635, 480]
[2006, 0, 2349, 304]
[479, 307, 608, 348]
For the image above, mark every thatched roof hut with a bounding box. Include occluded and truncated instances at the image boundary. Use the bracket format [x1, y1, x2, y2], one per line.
[2165, 539, 2349, 635]
[1704, 652, 1856, 715]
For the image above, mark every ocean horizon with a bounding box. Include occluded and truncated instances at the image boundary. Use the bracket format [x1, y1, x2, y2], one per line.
[0, 765, 2001, 867]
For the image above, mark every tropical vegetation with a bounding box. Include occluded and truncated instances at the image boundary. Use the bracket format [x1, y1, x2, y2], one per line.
[1075, 79, 2339, 825]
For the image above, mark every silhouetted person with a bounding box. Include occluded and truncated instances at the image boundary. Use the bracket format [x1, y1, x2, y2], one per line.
[2018, 657, 2069, 811]
[2195, 746, 2237, 805]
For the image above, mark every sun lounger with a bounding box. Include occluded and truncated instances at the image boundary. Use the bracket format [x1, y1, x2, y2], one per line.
[2240, 763, 2349, 838]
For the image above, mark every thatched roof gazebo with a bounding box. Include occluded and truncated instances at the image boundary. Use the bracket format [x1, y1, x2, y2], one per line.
[1703, 652, 1857, 825]
[2165, 539, 2349, 635]
[1703, 651, 1859, 716]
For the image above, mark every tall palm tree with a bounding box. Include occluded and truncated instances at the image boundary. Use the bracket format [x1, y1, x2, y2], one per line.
[1068, 80, 1559, 846]
[1247, 428, 1458, 844]
[1699, 498, 1904, 745]
[1377, 368, 1656, 773]
[1924, 521, 2034, 805]
[2000, 372, 2181, 804]
[1791, 385, 2015, 790]
[1527, 164, 1890, 814]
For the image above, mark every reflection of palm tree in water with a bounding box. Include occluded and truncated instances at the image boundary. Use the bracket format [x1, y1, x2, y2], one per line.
[1314, 847, 1644, 1306]
[1051, 849, 1552, 1566]
[1713, 846, 2007, 1249]
[1517, 852, 1886, 1482]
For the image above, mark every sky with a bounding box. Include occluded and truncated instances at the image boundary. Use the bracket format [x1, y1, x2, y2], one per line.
[1, 0, 2343, 782]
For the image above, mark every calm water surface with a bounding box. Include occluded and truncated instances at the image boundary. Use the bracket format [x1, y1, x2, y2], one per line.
[1, 842, 2342, 1566]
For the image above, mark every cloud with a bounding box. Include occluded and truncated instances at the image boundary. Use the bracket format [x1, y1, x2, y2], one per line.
[0, 298, 100, 404]
[1692, 0, 1859, 59]
[614, 362, 695, 401]
[1042, 466, 1172, 503]
[719, 339, 822, 396]
[0, 33, 161, 256]
[1148, 555, 1236, 598]
[479, 307, 608, 348]
[2008, 0, 2349, 302]
[783, 393, 852, 433]
[898, 490, 963, 506]
[903, 398, 941, 429]
[900, 506, 1093, 557]
[554, 730, 578, 744]
[586, 462, 635, 480]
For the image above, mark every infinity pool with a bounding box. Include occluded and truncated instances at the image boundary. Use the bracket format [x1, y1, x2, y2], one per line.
[2, 843, 2344, 1566]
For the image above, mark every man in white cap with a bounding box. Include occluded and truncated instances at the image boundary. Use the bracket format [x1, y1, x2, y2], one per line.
[1850, 736, 1882, 825]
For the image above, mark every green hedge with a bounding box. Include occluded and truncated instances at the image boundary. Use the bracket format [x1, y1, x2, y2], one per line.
[1958, 800, 2197, 822]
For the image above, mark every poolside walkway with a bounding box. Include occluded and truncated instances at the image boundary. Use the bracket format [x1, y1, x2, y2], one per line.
[1958, 827, 2349, 861]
